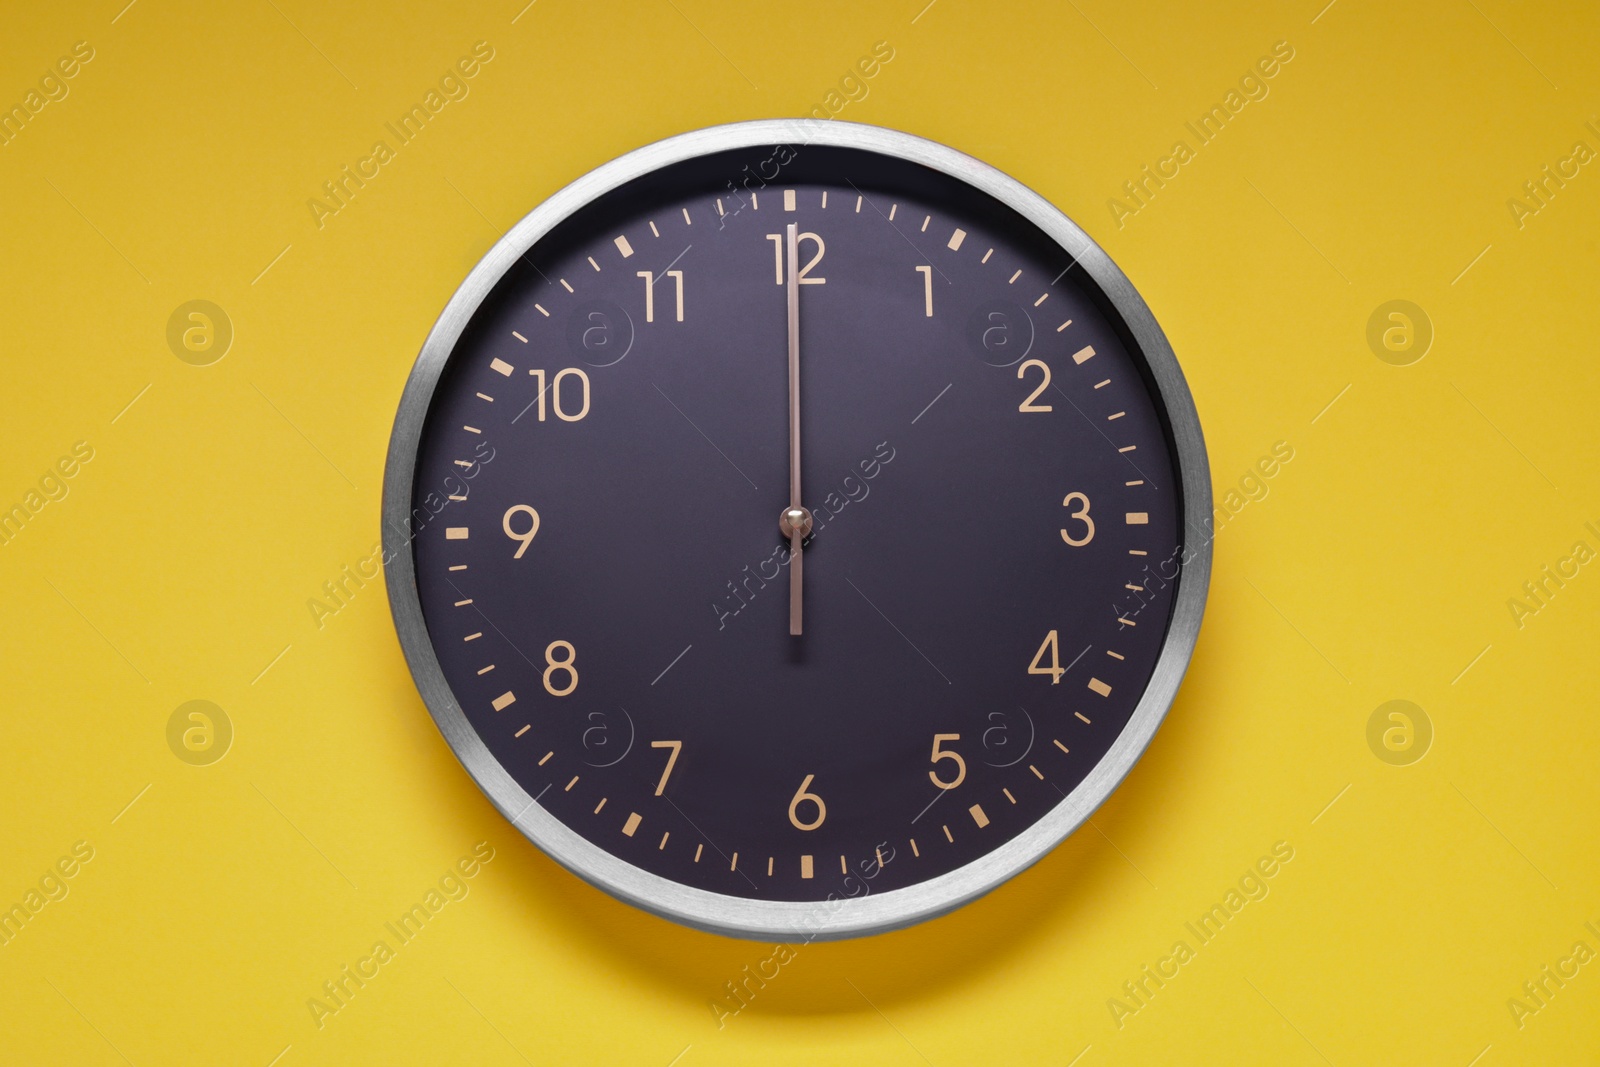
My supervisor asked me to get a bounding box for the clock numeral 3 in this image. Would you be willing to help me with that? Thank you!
[1060,492,1094,547]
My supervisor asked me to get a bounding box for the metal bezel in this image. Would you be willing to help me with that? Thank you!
[382,119,1211,941]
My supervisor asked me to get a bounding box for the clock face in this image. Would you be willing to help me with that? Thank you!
[384,122,1210,939]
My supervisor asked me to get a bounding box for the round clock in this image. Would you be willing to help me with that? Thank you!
[382,120,1210,940]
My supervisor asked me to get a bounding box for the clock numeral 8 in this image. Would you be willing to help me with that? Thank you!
[788,774,826,831]
[543,640,578,696]
[1060,492,1094,546]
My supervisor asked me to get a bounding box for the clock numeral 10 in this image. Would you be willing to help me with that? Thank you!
[788,774,826,831]
[528,367,591,421]
[636,269,684,322]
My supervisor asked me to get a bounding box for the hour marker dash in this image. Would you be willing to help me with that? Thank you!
[1072,345,1095,364]
[1117,617,1137,627]
[1088,677,1112,697]
[948,228,966,250]
[1030,764,1044,779]
[648,221,659,237]
[658,832,669,849]
[1107,650,1125,660]
[783,189,796,211]
[514,724,530,737]
[981,248,993,263]
[614,235,634,258]
[1125,584,1144,592]
[463,425,481,433]
[920,215,930,232]
[942,825,953,843]
[1008,269,1022,284]
[538,750,552,765]
[1125,479,1143,486]
[749,192,757,209]
[729,851,737,871]
[565,776,579,791]
[801,854,814,879]
[1054,739,1070,755]
[1118,445,1137,453]
[594,798,607,814]
[875,848,885,869]
[969,804,990,828]
[560,278,573,292]
[454,599,473,607]
[694,843,703,862]
[716,198,725,216]
[490,358,514,376]
[489,691,516,712]
[446,527,469,539]
[682,208,692,225]
[1129,550,1147,556]
[1033,293,1049,306]
[855,195,862,212]
[889,203,898,220]
[1125,512,1149,525]
[1057,320,1073,332]
[456,460,476,468]
[767,857,773,876]
[512,331,528,343]
[910,838,920,856]
[1094,379,1111,389]
[587,256,601,271]
[476,664,494,675]
[1003,788,1016,804]
[464,632,482,641]
[448,565,466,571]
[535,304,549,316]
[622,812,641,836]
[1107,411,1125,421]
[475,392,493,402]
[449,494,466,501]
[840,855,848,874]
[1075,711,1093,724]
[821,191,828,208]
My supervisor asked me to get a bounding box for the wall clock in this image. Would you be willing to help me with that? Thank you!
[382,120,1211,940]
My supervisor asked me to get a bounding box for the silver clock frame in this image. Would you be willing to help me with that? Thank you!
[382,119,1211,941]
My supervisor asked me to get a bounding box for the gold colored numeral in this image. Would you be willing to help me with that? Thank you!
[542,640,578,696]
[528,368,591,422]
[636,269,685,322]
[915,265,933,317]
[929,734,967,790]
[502,504,541,559]
[1028,629,1064,683]
[766,232,827,284]
[650,740,682,795]
[788,774,826,831]
[1017,359,1053,412]
[1060,492,1094,546]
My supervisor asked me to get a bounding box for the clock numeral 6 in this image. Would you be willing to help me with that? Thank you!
[1017,359,1053,412]
[502,504,540,558]
[928,734,967,790]
[1060,491,1094,546]
[528,368,591,422]
[1028,629,1065,683]
[788,774,826,831]
[542,640,578,696]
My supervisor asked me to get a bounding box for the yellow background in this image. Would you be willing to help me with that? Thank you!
[3,1,1598,1063]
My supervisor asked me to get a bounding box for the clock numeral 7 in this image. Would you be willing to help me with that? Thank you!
[636,269,684,322]
[650,740,682,796]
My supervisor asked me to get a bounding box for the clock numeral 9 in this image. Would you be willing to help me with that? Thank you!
[542,640,578,696]
[502,504,540,558]
[928,734,967,790]
[636,269,685,322]
[788,774,826,831]
[1017,359,1053,412]
[1028,629,1065,683]
[766,232,826,284]
[528,368,591,422]
[1060,492,1094,546]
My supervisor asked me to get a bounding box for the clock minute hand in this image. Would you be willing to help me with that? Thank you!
[780,222,813,636]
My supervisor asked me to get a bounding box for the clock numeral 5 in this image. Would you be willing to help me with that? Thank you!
[928,734,967,790]
[527,368,591,422]
[788,774,826,831]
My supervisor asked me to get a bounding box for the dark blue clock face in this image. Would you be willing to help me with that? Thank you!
[409,146,1184,902]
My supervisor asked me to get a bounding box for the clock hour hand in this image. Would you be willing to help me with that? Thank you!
[779,222,813,636]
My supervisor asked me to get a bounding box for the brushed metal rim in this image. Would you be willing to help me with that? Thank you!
[382,119,1211,941]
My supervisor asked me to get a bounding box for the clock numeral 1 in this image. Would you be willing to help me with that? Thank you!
[915,265,933,317]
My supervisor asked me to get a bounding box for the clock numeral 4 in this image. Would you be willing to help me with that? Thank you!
[501,504,541,558]
[1017,359,1053,412]
[1060,491,1094,546]
[928,734,967,789]
[636,269,685,322]
[1028,629,1066,683]
[542,640,578,696]
[788,774,826,831]
[528,368,591,422]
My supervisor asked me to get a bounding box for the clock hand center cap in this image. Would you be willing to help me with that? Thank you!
[779,506,814,540]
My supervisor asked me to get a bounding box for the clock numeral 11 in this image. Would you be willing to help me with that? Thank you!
[636,270,684,322]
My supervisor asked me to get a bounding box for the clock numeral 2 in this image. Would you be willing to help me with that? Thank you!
[1017,359,1053,412]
